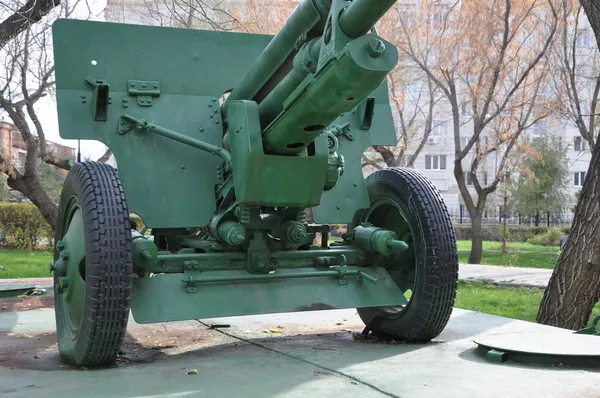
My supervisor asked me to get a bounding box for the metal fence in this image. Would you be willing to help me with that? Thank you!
[447,207,575,228]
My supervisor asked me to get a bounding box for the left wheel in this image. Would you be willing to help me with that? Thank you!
[52,161,133,367]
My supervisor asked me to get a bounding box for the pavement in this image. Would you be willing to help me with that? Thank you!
[0,306,598,398]
[0,264,597,398]
[458,263,552,288]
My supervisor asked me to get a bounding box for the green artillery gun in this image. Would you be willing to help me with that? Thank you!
[50,0,458,367]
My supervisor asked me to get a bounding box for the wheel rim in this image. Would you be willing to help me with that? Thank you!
[56,196,87,340]
[361,196,417,318]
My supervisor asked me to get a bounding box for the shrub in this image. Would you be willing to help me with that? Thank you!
[0,203,53,250]
[527,227,564,246]
[453,224,570,243]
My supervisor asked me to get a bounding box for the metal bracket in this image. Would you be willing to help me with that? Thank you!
[84,76,110,121]
[182,260,201,293]
[329,122,353,141]
[117,114,232,171]
[127,80,160,107]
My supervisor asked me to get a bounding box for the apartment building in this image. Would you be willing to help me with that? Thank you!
[0,121,76,173]
[103,0,595,221]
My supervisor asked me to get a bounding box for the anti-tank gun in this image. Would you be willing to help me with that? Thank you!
[50,0,458,367]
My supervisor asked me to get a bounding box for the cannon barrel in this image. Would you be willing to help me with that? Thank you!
[224,0,332,105]
[338,0,398,38]
[224,0,398,155]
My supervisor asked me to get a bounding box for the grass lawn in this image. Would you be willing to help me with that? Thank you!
[457,240,559,268]
[456,280,600,327]
[456,240,559,253]
[0,249,52,279]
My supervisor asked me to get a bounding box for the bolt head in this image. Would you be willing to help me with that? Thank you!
[60,276,69,289]
[367,39,386,58]
[60,249,70,260]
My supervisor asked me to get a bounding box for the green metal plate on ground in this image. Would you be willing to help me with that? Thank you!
[0,284,38,298]
[475,332,600,368]
[131,267,404,324]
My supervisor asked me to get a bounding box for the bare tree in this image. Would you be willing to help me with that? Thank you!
[0,1,76,227]
[537,0,600,329]
[0,0,60,48]
[551,0,599,150]
[396,0,559,264]
[105,0,247,31]
[356,10,443,170]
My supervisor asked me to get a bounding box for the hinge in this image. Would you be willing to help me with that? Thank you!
[127,80,161,107]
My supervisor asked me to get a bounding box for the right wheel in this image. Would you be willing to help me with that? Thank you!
[352,167,458,342]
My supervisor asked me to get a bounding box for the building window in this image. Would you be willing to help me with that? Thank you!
[574,171,586,187]
[465,172,473,186]
[432,120,448,136]
[577,28,591,47]
[461,101,470,117]
[533,121,547,138]
[425,155,447,170]
[460,136,469,150]
[574,136,586,151]
[483,172,488,186]
[576,65,592,82]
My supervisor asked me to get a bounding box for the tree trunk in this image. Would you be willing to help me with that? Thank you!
[502,193,508,254]
[469,213,483,264]
[537,145,600,329]
[7,175,58,229]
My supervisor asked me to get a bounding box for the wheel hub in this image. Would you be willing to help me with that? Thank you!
[358,196,416,317]
[53,201,87,335]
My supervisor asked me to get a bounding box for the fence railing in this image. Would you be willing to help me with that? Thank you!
[447,207,574,228]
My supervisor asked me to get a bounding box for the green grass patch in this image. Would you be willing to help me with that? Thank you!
[458,250,558,269]
[456,280,600,326]
[0,250,53,279]
[456,240,559,253]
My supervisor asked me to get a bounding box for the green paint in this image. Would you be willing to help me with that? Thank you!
[55,199,86,336]
[226,100,329,207]
[50,0,454,360]
[131,266,403,324]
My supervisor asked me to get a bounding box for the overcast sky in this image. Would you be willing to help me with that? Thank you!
[27,0,109,160]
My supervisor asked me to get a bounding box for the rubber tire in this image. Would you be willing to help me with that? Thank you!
[54,161,133,367]
[355,167,458,342]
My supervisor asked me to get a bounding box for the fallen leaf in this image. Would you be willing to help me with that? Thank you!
[269,329,283,334]
[1,306,7,311]
[276,325,284,329]
[336,322,343,325]
[187,369,198,375]
[423,382,428,386]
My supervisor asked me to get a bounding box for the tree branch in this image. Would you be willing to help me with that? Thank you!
[0,0,61,48]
